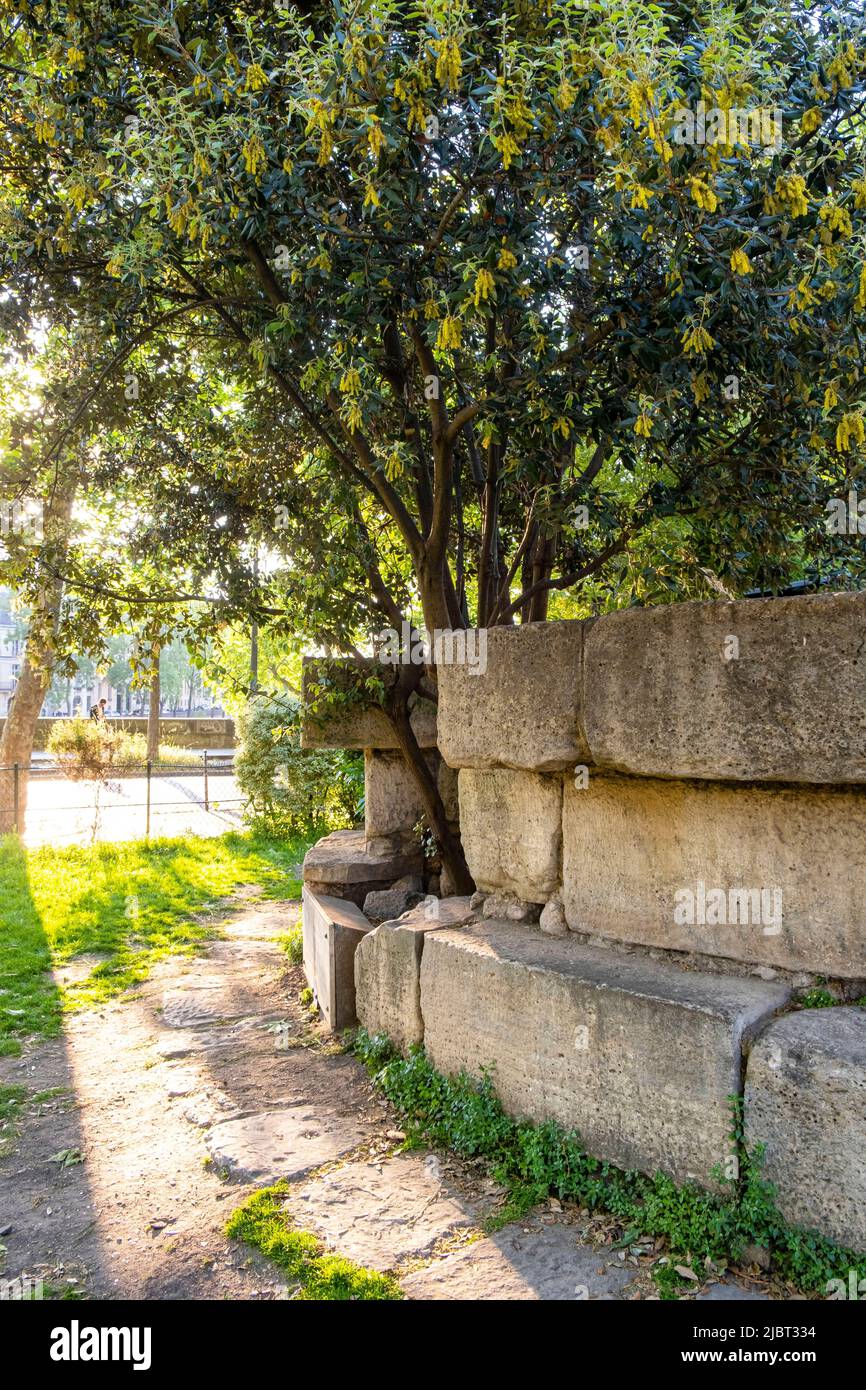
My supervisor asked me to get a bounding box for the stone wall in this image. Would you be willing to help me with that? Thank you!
[2,716,236,751]
[310,591,866,1253]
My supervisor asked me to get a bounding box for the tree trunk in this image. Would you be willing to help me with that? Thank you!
[384,659,474,896]
[147,657,161,762]
[0,479,76,833]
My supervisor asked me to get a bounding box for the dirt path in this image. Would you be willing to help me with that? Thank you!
[0,889,769,1301]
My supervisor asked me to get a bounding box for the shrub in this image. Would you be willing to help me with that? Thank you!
[234,694,363,836]
[47,720,193,772]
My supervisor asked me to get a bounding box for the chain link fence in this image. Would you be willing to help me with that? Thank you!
[0,753,243,845]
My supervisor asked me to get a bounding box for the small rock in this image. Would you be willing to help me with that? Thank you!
[539,892,568,937]
[752,966,777,981]
[741,1243,772,1271]
[363,885,424,922]
[482,893,541,924]
[469,891,486,911]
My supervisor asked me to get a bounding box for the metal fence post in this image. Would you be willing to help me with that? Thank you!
[13,763,19,834]
[146,760,152,839]
[203,749,209,813]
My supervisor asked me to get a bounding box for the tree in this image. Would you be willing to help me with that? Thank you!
[4,1,866,876]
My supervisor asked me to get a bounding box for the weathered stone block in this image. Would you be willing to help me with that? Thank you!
[458,768,562,903]
[364,748,458,844]
[301,658,437,750]
[562,775,866,978]
[745,1008,866,1253]
[363,876,424,923]
[437,620,591,772]
[303,828,423,908]
[420,923,790,1188]
[583,590,866,783]
[354,898,474,1051]
[301,888,372,1031]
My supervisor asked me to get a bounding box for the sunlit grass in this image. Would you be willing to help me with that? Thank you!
[0,830,311,1049]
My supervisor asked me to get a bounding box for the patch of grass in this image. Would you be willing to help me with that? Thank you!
[0,830,313,1044]
[31,1087,71,1104]
[280,921,304,966]
[352,1030,866,1300]
[0,1083,27,1156]
[226,1184,402,1300]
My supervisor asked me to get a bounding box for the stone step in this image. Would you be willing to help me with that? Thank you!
[419,923,790,1190]
[301,888,372,1032]
[302,828,423,908]
[745,1007,866,1254]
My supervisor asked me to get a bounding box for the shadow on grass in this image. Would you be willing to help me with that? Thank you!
[0,829,314,1040]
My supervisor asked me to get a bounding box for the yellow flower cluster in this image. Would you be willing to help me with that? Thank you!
[244,62,268,92]
[497,242,518,270]
[836,411,865,452]
[306,100,334,165]
[434,37,462,91]
[682,324,715,356]
[819,200,852,240]
[687,177,718,213]
[765,174,809,219]
[242,134,266,177]
[634,412,653,437]
[436,315,462,351]
[473,267,495,307]
[66,45,86,71]
[801,107,822,135]
[855,266,866,313]
[729,247,752,276]
[823,383,838,412]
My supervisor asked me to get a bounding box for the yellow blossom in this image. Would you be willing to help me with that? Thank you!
[242,134,267,177]
[730,247,753,276]
[687,176,718,213]
[836,411,865,452]
[497,242,518,270]
[682,324,715,356]
[436,315,462,351]
[434,37,462,90]
[634,412,653,437]
[473,267,495,308]
[244,62,268,92]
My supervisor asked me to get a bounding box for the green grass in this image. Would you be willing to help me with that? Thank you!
[226,1184,402,1300]
[0,830,313,1049]
[352,1031,866,1300]
[279,921,304,966]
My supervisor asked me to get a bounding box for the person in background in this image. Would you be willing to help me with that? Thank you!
[89,697,107,722]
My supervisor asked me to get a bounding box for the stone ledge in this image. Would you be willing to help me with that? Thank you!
[300,657,437,750]
[437,619,591,772]
[354,897,474,1051]
[744,1008,866,1253]
[458,768,562,903]
[302,828,423,909]
[420,923,790,1189]
[583,590,866,784]
[562,774,866,979]
[301,887,372,1031]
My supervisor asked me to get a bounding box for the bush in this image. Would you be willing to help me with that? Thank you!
[46,720,193,773]
[234,694,363,836]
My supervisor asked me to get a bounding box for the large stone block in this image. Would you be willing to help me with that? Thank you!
[364,749,458,845]
[301,658,437,750]
[437,620,591,772]
[745,1009,866,1253]
[583,590,866,783]
[562,775,866,978]
[302,888,372,1031]
[458,768,562,903]
[421,923,789,1188]
[354,898,474,1051]
[303,829,423,908]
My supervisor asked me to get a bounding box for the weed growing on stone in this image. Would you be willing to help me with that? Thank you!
[352,1031,866,1299]
[225,1183,402,1300]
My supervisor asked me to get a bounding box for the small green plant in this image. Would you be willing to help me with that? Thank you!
[281,923,304,966]
[299,986,314,1008]
[798,988,838,1009]
[226,1184,402,1300]
[351,1030,866,1298]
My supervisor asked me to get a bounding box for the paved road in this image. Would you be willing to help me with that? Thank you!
[20,771,243,847]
